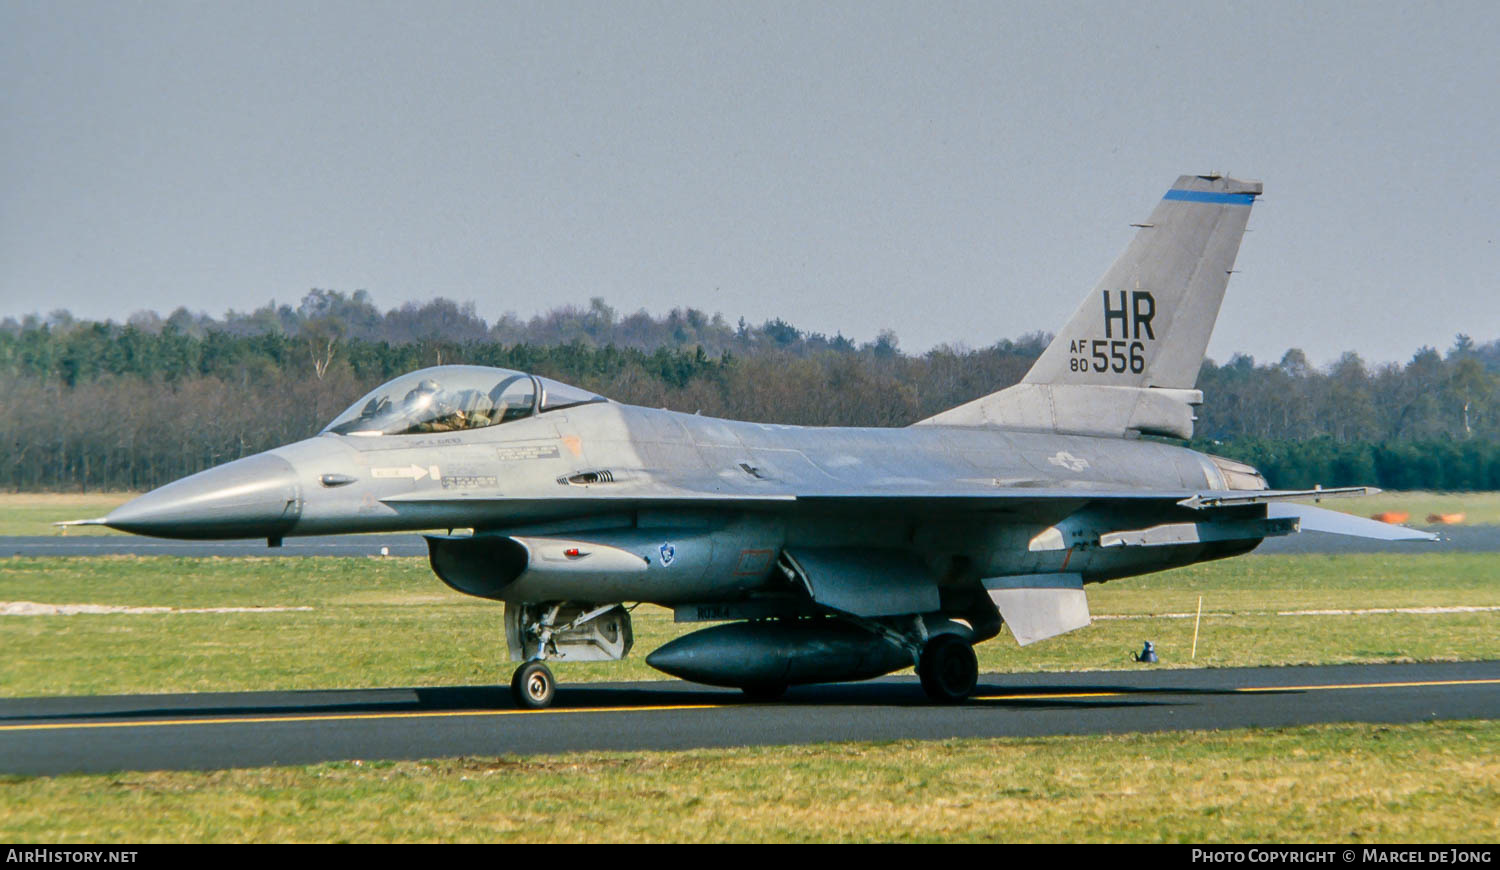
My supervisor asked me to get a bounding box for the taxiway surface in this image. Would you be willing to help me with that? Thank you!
[3,661,1496,775]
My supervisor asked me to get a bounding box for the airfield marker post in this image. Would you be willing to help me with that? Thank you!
[1192,595,1203,659]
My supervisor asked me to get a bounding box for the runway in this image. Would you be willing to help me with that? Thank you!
[5,526,1497,557]
[2,661,1496,776]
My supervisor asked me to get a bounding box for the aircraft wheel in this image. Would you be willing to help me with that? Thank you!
[918,634,978,703]
[511,661,557,709]
[741,683,788,702]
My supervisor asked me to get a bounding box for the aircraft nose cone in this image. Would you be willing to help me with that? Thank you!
[105,453,302,539]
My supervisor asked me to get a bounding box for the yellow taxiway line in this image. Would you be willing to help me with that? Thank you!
[2,677,1496,734]
[0,703,723,733]
[973,677,1500,702]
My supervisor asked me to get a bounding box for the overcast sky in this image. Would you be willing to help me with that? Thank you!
[4,0,1498,366]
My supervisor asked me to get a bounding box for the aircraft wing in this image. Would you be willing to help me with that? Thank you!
[382,484,1435,540]
[381,484,1368,508]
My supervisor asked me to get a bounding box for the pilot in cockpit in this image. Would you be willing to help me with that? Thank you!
[408,378,524,432]
[324,367,564,437]
[405,379,462,433]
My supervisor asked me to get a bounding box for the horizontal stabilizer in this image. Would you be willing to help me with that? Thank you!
[1266,503,1439,542]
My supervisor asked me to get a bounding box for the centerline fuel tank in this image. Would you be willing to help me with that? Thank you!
[645,619,919,689]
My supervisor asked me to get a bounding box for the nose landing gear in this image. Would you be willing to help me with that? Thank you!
[511,660,557,709]
[504,601,634,709]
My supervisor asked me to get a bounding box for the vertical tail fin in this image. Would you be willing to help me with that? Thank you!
[1024,174,1261,389]
[919,174,1260,437]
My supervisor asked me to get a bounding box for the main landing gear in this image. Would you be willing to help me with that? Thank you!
[917,634,978,703]
[511,660,556,709]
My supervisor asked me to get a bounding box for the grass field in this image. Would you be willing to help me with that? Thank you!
[1,552,1496,696]
[0,493,139,536]
[2,521,1496,843]
[2,721,1495,842]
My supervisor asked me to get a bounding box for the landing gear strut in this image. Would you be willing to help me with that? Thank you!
[917,634,978,703]
[511,660,556,709]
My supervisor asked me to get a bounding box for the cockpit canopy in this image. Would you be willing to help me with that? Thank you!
[323,365,607,437]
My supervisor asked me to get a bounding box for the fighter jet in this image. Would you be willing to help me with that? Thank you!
[77,174,1435,708]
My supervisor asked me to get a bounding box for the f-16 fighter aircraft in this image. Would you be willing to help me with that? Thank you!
[80,174,1435,708]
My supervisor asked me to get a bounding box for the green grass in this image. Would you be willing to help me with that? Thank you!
[0,553,1496,696]
[2,552,1495,843]
[0,493,136,536]
[3,721,1495,842]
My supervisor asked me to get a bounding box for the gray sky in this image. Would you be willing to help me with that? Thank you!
[4,0,1498,367]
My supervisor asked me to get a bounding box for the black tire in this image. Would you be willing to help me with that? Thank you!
[511,661,556,709]
[741,683,788,702]
[917,634,978,703]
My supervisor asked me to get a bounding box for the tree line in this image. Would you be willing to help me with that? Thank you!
[2,291,1497,492]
